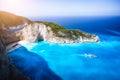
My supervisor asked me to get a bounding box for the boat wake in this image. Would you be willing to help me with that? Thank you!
[75,53,97,58]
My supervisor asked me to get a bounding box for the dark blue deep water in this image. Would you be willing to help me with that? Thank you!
[8,16,120,80]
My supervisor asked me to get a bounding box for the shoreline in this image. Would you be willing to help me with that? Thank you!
[7,42,22,52]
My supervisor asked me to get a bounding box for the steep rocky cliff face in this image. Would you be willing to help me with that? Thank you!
[0,38,29,80]
[0,11,30,45]
[0,23,28,45]
[21,22,99,43]
[0,11,99,45]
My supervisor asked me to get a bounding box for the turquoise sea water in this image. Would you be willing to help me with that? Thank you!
[8,17,120,80]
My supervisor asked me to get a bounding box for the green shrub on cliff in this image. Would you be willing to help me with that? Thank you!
[43,22,92,38]
[43,22,68,33]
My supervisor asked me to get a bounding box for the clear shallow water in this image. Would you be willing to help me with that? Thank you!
[8,17,120,80]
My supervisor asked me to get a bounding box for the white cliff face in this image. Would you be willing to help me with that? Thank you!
[21,22,99,44]
[0,22,99,44]
[21,23,40,42]
[0,23,28,45]
[21,23,53,42]
[0,22,99,45]
[0,11,99,45]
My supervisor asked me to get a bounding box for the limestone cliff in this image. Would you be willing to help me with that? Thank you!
[0,11,99,45]
[0,11,31,45]
[21,22,99,43]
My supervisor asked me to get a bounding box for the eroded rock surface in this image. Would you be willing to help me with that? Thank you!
[0,38,29,80]
[21,22,99,43]
[0,11,99,45]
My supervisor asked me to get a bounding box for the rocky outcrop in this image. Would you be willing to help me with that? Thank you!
[21,22,99,44]
[0,37,29,80]
[0,23,28,45]
[0,11,30,45]
[0,11,99,45]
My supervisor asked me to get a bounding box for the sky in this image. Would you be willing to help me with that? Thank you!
[0,0,120,17]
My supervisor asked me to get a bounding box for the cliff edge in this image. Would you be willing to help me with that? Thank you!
[0,11,99,45]
[21,22,99,43]
[0,38,29,80]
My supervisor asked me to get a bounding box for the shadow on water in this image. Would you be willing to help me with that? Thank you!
[8,46,62,80]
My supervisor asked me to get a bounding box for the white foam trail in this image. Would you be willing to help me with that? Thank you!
[75,53,97,58]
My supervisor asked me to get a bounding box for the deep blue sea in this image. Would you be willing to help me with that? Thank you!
[8,16,120,80]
